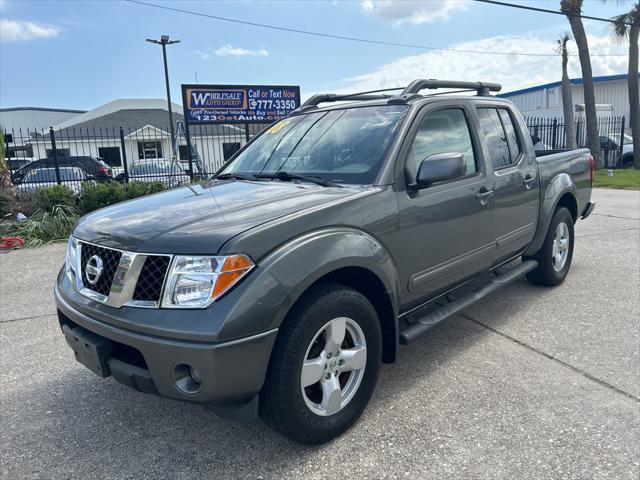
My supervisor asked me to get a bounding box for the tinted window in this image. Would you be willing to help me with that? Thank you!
[222,105,408,185]
[497,109,521,161]
[477,108,511,169]
[406,108,476,180]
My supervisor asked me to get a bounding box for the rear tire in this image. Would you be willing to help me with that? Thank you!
[526,207,574,286]
[260,283,382,444]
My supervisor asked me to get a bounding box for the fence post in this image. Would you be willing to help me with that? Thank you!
[49,127,62,185]
[551,118,558,149]
[119,127,129,184]
[244,123,250,143]
[185,125,195,181]
[618,116,625,169]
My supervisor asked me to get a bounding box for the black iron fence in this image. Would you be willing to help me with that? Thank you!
[525,115,627,168]
[2,122,268,194]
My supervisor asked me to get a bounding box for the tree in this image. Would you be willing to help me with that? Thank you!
[560,0,601,166]
[0,130,16,194]
[557,33,577,149]
[610,2,640,169]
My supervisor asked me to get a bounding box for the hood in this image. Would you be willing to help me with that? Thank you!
[73,180,359,254]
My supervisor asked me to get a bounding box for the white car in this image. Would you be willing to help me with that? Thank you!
[17,167,87,196]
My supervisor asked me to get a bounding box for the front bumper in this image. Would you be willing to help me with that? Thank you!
[55,283,279,420]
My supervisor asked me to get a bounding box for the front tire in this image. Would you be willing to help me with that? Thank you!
[526,206,574,286]
[260,283,382,444]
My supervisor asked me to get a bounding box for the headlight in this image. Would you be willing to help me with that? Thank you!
[65,236,78,281]
[161,254,254,308]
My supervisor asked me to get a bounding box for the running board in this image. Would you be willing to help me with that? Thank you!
[399,260,538,345]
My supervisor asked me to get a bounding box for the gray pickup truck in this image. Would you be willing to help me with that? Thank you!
[55,79,595,443]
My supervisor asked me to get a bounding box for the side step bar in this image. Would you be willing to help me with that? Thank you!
[399,260,538,345]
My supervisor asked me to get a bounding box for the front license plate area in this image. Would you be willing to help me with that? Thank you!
[62,324,113,378]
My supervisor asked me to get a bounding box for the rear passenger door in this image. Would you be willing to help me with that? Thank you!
[475,106,539,264]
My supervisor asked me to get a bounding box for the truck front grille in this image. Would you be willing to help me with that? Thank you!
[79,243,122,296]
[132,255,171,302]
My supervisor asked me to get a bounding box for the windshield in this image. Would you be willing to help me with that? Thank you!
[130,163,183,175]
[220,105,408,184]
[26,168,81,182]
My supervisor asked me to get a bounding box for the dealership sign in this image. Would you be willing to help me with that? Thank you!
[181,84,301,124]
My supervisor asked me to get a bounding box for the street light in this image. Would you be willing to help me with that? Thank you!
[146,35,180,159]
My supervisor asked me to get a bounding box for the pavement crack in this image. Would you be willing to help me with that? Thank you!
[591,213,640,221]
[0,313,57,324]
[460,312,640,404]
[575,226,639,238]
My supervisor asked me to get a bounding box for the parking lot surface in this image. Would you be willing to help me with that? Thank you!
[1,188,639,479]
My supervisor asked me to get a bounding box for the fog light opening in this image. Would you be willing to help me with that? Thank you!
[172,363,202,394]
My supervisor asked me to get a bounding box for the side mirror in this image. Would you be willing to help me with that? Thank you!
[411,152,465,189]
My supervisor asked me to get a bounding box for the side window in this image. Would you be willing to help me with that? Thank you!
[477,108,511,169]
[497,109,521,161]
[406,108,477,181]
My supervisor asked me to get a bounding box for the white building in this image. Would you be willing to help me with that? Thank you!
[0,106,85,133]
[500,73,636,129]
[22,99,251,172]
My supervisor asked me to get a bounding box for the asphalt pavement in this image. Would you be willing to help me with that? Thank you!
[1,188,639,479]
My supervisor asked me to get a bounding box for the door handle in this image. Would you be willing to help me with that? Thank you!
[475,189,494,206]
[523,175,536,189]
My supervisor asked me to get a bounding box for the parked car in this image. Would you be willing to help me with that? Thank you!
[599,134,634,167]
[11,156,112,184]
[119,161,190,188]
[55,79,595,444]
[17,167,87,196]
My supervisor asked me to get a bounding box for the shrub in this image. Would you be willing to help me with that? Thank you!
[36,185,76,212]
[126,181,165,199]
[79,181,127,214]
[13,191,41,217]
[0,204,78,247]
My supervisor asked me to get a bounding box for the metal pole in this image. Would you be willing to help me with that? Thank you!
[161,42,176,160]
[619,116,625,169]
[119,127,129,184]
[49,127,61,185]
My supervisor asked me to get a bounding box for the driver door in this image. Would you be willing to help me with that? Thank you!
[395,104,496,307]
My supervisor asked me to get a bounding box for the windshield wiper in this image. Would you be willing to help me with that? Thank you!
[215,172,259,181]
[257,171,342,188]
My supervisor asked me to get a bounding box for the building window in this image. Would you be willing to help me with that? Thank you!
[222,142,241,161]
[138,141,163,160]
[98,146,122,167]
[46,148,71,158]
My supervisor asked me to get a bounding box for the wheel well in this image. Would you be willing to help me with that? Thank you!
[312,267,397,363]
[556,193,578,222]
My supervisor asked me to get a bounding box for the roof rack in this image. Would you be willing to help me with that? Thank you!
[292,79,502,113]
[293,87,404,113]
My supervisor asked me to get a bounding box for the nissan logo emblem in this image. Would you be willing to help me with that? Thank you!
[85,255,104,285]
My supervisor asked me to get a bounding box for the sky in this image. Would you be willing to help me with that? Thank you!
[0,0,632,111]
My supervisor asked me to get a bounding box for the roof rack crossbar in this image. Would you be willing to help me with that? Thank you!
[401,79,502,96]
[298,87,405,110]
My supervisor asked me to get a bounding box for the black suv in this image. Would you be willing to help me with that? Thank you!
[12,156,112,184]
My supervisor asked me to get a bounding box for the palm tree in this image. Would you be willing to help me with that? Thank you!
[0,131,15,194]
[609,2,640,169]
[557,33,577,149]
[560,0,601,166]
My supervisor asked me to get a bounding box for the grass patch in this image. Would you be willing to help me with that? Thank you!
[594,169,640,190]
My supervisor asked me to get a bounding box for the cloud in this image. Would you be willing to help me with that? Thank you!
[361,0,470,26]
[331,32,627,95]
[213,44,269,57]
[0,19,61,42]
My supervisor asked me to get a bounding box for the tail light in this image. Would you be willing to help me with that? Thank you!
[589,155,595,188]
[99,166,109,175]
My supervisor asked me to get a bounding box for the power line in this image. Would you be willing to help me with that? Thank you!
[474,0,639,27]
[124,0,627,58]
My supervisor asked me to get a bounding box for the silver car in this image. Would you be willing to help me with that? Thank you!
[17,167,87,196]
[127,161,190,189]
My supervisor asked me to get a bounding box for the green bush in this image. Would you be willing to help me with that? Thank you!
[79,181,127,214]
[0,204,78,247]
[126,181,165,199]
[36,185,76,212]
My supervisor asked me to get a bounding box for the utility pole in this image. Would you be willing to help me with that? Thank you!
[146,35,180,159]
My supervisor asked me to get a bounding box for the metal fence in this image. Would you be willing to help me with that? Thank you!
[2,122,268,195]
[525,115,627,168]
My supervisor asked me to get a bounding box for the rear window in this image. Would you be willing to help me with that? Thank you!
[477,108,521,169]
